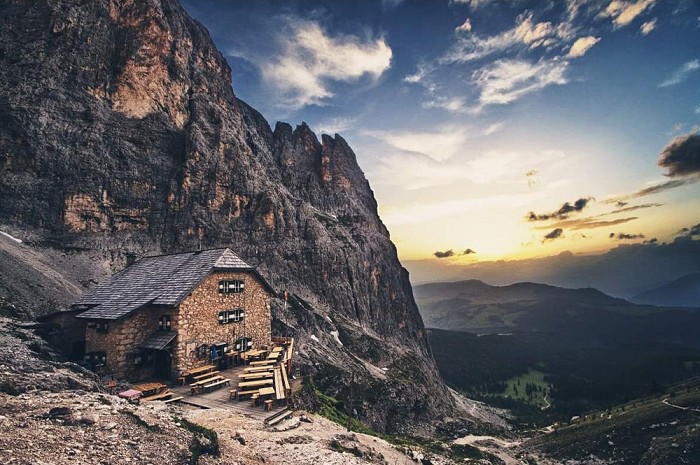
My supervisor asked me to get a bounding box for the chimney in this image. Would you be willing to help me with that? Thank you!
[125,252,137,268]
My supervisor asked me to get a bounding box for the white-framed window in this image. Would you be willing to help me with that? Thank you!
[219,279,244,294]
[159,315,172,331]
[218,308,245,324]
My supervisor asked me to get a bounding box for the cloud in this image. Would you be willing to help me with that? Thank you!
[434,249,456,258]
[658,59,699,88]
[657,132,700,177]
[567,36,601,57]
[314,117,358,136]
[456,18,472,33]
[609,232,646,240]
[451,0,498,8]
[527,197,593,221]
[609,202,662,214]
[542,228,564,242]
[365,126,469,162]
[643,237,658,244]
[253,18,391,109]
[472,58,569,109]
[606,178,699,203]
[677,222,700,238]
[640,18,657,35]
[443,12,560,63]
[599,0,656,28]
[537,216,639,230]
[526,170,539,188]
[483,122,504,135]
[463,248,477,255]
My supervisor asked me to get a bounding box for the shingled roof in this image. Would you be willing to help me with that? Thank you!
[74,248,275,320]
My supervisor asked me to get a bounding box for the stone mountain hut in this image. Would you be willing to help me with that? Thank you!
[72,248,276,381]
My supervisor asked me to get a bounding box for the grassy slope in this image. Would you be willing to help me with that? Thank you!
[527,378,700,464]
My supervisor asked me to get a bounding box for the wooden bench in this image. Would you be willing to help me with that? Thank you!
[236,389,260,400]
[190,375,224,394]
[202,378,231,393]
[249,360,276,367]
[163,396,184,404]
[244,366,274,373]
[238,372,273,380]
[142,390,172,402]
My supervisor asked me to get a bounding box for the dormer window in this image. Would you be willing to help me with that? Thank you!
[159,315,172,331]
[219,279,244,294]
[218,308,244,324]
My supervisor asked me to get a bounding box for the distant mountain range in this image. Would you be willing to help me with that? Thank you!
[414,279,700,347]
[405,238,700,298]
[631,272,700,308]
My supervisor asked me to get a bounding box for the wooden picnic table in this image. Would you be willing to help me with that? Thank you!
[258,387,275,396]
[133,383,166,396]
[191,375,223,387]
[238,372,273,380]
[238,379,273,388]
[184,365,216,377]
[244,367,274,374]
[193,370,220,381]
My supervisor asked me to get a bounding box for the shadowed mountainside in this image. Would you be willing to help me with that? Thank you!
[632,272,700,308]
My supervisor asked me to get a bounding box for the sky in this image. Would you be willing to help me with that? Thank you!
[183,0,700,264]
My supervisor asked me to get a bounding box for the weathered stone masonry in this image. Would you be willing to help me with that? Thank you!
[175,271,272,373]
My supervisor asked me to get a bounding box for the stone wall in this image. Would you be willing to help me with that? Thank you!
[85,306,176,381]
[174,271,272,374]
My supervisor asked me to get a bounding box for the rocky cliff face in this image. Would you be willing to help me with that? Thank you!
[0,0,452,434]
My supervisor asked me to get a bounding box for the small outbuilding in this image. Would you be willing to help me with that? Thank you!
[72,248,276,381]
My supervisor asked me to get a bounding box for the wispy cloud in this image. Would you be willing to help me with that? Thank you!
[567,36,601,57]
[538,216,639,230]
[639,18,657,34]
[314,116,358,136]
[444,12,561,63]
[599,0,656,28]
[606,178,698,203]
[658,59,699,88]
[365,126,469,162]
[243,17,391,109]
[483,122,505,135]
[472,58,569,110]
[609,202,662,214]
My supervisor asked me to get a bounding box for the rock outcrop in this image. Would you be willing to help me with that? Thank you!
[0,0,452,433]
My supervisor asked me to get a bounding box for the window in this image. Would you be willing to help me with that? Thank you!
[95,322,109,334]
[84,351,107,365]
[159,315,172,331]
[218,309,245,324]
[235,337,253,352]
[219,279,244,294]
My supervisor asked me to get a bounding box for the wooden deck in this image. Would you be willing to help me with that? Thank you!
[169,363,287,420]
